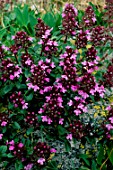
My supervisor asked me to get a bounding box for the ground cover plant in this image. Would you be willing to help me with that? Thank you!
[0,1,113,169]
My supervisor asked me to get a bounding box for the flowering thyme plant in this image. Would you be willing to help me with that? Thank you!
[0,1,113,170]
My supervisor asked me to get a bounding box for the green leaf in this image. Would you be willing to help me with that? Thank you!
[26,93,33,101]
[80,167,90,170]
[14,122,21,129]
[29,14,37,27]
[0,145,7,154]
[15,82,26,89]
[43,12,55,28]
[10,13,16,20]
[0,29,6,39]
[23,5,29,26]
[65,141,71,152]
[57,125,67,135]
[107,148,113,166]
[26,127,34,135]
[15,161,23,170]
[91,160,97,170]
[97,145,104,165]
[3,84,14,94]
[79,154,90,166]
[7,153,14,158]
[14,7,23,26]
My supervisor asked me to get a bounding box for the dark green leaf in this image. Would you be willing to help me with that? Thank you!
[91,160,97,170]
[26,127,34,135]
[14,122,21,129]
[0,145,7,154]
[97,145,104,165]
[65,141,71,152]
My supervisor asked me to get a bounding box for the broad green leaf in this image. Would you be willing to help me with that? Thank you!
[23,5,29,26]
[14,7,23,26]
[43,12,55,28]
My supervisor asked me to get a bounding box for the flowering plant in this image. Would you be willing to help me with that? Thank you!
[0,1,113,170]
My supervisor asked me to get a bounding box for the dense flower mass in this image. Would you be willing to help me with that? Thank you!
[10,31,33,54]
[10,91,28,109]
[75,30,91,49]
[0,2,113,169]
[25,111,38,126]
[26,59,55,93]
[0,58,22,81]
[38,85,64,125]
[91,26,106,47]
[83,6,96,27]
[61,3,78,36]
[7,141,26,160]
[35,18,50,38]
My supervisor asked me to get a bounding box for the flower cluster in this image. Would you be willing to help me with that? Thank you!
[61,3,78,36]
[10,91,28,109]
[81,46,99,73]
[35,18,50,38]
[67,120,85,140]
[7,140,26,160]
[67,95,87,116]
[83,6,96,27]
[21,53,33,67]
[10,31,33,54]
[26,59,55,93]
[35,19,58,57]
[104,107,113,138]
[33,142,56,165]
[25,112,38,126]
[75,30,91,49]
[38,85,64,125]
[79,74,105,98]
[38,38,58,57]
[56,46,78,92]
[0,58,22,81]
[91,26,106,47]
[103,64,113,87]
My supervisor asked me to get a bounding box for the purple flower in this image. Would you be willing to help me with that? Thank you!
[50,148,57,153]
[0,134,3,140]
[66,134,72,140]
[37,158,45,165]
